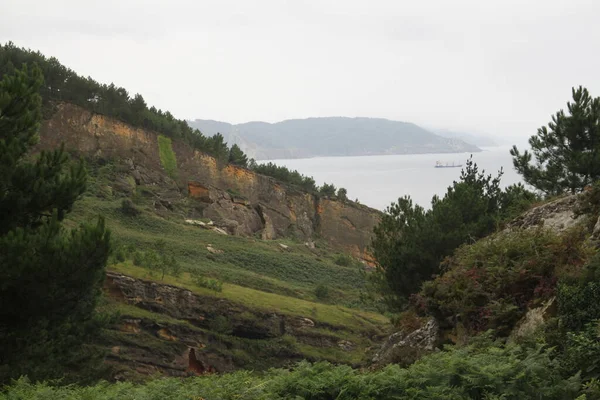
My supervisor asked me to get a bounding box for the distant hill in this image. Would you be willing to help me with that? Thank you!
[433,128,498,147]
[188,117,481,160]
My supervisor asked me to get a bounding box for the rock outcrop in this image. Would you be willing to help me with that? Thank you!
[104,272,381,379]
[505,194,583,233]
[509,297,557,342]
[37,103,381,260]
[372,318,439,367]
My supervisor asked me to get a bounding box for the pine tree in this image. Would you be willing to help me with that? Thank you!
[206,132,230,165]
[319,183,337,197]
[228,143,248,167]
[511,86,600,195]
[369,156,534,310]
[0,64,111,382]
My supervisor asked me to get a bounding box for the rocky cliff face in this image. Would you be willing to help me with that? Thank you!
[37,103,381,260]
[103,272,382,380]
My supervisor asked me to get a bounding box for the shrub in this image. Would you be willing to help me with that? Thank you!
[558,253,600,331]
[334,254,352,267]
[157,135,177,178]
[120,198,141,216]
[191,270,223,292]
[0,335,583,399]
[560,322,600,382]
[209,315,232,335]
[420,227,590,334]
[315,284,330,300]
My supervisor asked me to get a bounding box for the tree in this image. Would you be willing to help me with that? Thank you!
[0,64,111,382]
[228,143,248,167]
[320,182,337,197]
[511,86,600,195]
[206,132,229,166]
[337,187,348,201]
[370,156,533,310]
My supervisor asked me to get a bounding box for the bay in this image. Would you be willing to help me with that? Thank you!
[268,146,525,211]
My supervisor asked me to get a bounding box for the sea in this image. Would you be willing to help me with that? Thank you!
[267,146,526,211]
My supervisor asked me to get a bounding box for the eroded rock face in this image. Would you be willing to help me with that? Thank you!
[509,297,557,342]
[37,103,381,260]
[372,318,439,367]
[505,194,583,233]
[103,272,377,379]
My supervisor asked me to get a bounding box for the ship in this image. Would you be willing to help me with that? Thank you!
[435,161,462,168]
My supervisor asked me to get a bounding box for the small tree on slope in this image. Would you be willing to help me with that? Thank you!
[511,86,600,195]
[0,64,111,382]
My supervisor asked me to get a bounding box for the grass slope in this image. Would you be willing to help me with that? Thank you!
[65,163,389,370]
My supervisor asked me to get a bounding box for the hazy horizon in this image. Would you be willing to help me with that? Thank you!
[2,0,599,144]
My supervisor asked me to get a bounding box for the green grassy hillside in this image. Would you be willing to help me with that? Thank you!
[65,163,389,379]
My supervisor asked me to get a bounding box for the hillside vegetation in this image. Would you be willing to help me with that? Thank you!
[4,41,600,400]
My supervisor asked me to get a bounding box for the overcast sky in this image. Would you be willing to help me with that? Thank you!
[2,0,599,142]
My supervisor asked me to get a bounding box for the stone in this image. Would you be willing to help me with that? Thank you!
[505,194,583,233]
[337,340,354,351]
[157,327,178,341]
[593,215,600,240]
[279,243,289,250]
[212,227,228,235]
[185,219,206,227]
[372,318,439,367]
[294,317,315,329]
[304,241,316,249]
[207,245,224,254]
[509,297,556,342]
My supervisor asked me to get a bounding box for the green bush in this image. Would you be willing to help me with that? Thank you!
[119,198,140,216]
[315,284,330,300]
[130,241,181,279]
[209,315,232,335]
[1,335,583,399]
[157,135,177,178]
[419,227,590,334]
[558,322,600,384]
[557,251,600,332]
[334,254,353,267]
[191,270,223,292]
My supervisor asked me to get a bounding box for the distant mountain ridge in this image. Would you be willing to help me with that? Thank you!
[188,117,481,160]
[432,128,498,147]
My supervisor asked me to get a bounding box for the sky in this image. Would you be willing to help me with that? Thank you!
[1,0,599,143]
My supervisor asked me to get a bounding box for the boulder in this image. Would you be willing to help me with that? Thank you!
[509,297,556,342]
[372,318,439,367]
[206,245,224,254]
[505,194,583,233]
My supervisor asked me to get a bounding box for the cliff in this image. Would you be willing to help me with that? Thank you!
[37,103,381,260]
[103,271,386,379]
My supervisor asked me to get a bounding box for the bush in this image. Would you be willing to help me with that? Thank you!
[558,253,600,332]
[131,241,181,279]
[209,315,232,335]
[420,227,590,334]
[560,322,600,382]
[120,198,140,216]
[2,335,582,399]
[315,284,330,300]
[191,270,223,292]
[334,254,353,267]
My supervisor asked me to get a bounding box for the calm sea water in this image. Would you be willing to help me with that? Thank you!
[268,146,525,211]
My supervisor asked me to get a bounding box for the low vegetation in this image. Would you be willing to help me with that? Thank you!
[1,336,586,399]
[4,41,600,399]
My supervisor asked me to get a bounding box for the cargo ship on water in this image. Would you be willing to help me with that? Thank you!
[435,161,462,168]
